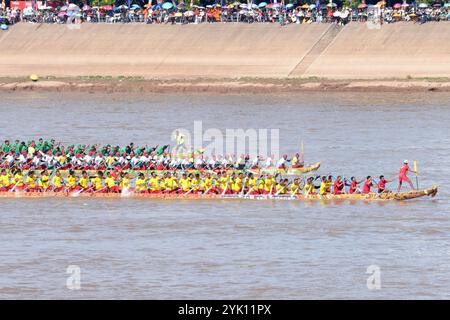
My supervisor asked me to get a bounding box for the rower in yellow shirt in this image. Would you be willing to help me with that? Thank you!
[163,173,178,193]
[38,170,51,191]
[52,171,64,192]
[0,169,11,191]
[149,172,161,193]
[200,173,214,194]
[134,173,147,193]
[232,173,244,194]
[319,176,329,196]
[190,173,201,193]
[246,173,259,195]
[289,178,303,195]
[105,171,120,193]
[179,173,191,193]
[258,177,265,194]
[275,178,289,195]
[264,174,277,195]
[12,170,24,191]
[304,177,318,196]
[66,170,78,191]
[26,171,38,192]
[217,173,229,194]
[90,171,105,192]
[78,171,89,191]
[119,172,131,191]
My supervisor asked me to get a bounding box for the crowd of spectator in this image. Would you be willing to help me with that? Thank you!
[1,1,449,28]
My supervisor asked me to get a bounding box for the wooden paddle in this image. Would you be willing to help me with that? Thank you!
[275,183,290,196]
[9,180,20,192]
[414,160,419,189]
[221,176,231,196]
[240,177,248,197]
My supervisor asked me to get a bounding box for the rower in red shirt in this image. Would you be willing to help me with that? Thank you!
[397,160,416,192]
[348,176,363,194]
[362,176,374,194]
[333,176,345,195]
[377,175,393,193]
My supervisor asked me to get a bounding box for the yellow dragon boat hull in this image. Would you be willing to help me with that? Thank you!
[0,186,437,201]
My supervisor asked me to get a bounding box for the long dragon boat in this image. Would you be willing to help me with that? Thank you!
[0,186,438,201]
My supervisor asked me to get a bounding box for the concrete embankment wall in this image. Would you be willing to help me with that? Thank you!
[0,22,449,79]
[304,22,450,79]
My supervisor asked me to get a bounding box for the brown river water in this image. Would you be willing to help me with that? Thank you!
[0,91,449,299]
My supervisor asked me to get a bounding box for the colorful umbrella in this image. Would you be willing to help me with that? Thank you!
[162,2,174,10]
[301,4,309,9]
[58,11,67,17]
[68,3,79,11]
[358,3,368,9]
[82,5,91,11]
[258,2,267,8]
[418,3,428,8]
[393,3,401,9]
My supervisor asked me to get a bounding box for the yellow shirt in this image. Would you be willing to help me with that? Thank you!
[164,177,177,191]
[57,155,67,165]
[67,175,77,187]
[179,178,191,192]
[39,175,50,188]
[52,175,62,188]
[27,146,35,157]
[245,177,257,192]
[290,183,302,194]
[0,174,10,187]
[135,178,147,191]
[105,176,116,188]
[14,173,24,186]
[232,177,243,192]
[291,156,298,166]
[276,184,287,194]
[79,176,88,189]
[191,178,200,191]
[218,176,228,190]
[304,183,315,195]
[319,182,328,195]
[26,175,37,188]
[91,177,103,190]
[264,178,276,192]
[106,156,115,165]
[201,177,213,190]
[120,177,130,189]
[258,179,265,191]
[149,177,160,191]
